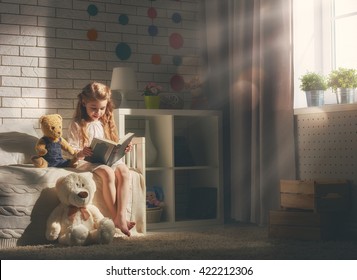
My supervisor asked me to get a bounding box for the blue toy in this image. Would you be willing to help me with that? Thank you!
[146,186,164,208]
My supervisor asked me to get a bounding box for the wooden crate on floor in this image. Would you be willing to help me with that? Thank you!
[280,179,350,212]
[269,209,348,240]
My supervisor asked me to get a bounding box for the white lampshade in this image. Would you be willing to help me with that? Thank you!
[110,67,137,108]
[110,67,136,90]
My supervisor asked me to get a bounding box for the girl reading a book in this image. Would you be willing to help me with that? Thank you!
[67,82,135,237]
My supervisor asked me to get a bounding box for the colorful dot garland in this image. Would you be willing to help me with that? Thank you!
[169,33,184,49]
[85,4,133,60]
[116,43,131,61]
[84,2,195,92]
[172,12,182,24]
[151,54,161,65]
[147,7,157,19]
[119,14,129,25]
[147,5,158,37]
[173,55,182,66]
[169,9,184,92]
[170,74,185,92]
[87,4,98,16]
[86,5,98,41]
[148,25,158,37]
[148,2,161,66]
[87,28,98,41]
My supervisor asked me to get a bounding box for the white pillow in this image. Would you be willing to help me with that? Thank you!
[0,124,39,166]
[0,123,39,137]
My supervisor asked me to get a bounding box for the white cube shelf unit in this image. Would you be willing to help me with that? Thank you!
[115,109,223,230]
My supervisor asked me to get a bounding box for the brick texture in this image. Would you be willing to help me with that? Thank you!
[0,0,203,130]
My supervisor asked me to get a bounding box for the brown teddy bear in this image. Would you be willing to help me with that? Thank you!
[31,114,78,168]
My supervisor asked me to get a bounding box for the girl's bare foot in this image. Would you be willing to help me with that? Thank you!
[113,215,136,237]
[127,221,136,230]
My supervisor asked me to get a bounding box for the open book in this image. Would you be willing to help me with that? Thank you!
[85,132,135,166]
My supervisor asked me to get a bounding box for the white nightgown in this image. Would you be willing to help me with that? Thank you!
[67,120,124,171]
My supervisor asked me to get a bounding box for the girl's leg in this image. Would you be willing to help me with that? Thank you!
[114,164,136,236]
[93,165,116,219]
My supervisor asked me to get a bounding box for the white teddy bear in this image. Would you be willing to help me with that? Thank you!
[46,173,116,246]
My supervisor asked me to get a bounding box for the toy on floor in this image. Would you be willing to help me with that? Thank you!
[45,173,116,246]
[31,114,78,168]
[146,186,165,208]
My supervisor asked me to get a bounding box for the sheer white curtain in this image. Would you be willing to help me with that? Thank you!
[203,0,296,225]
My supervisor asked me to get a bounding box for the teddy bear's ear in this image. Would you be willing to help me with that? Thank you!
[39,115,46,125]
[55,114,62,121]
[55,176,66,189]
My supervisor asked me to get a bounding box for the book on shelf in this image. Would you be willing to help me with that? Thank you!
[85,132,135,166]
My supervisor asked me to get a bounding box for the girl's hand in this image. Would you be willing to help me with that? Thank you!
[125,141,133,153]
[76,146,93,159]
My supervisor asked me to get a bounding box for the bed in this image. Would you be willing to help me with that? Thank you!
[0,124,146,249]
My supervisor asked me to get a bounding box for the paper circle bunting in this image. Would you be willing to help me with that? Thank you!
[147,7,157,19]
[169,33,184,49]
[151,54,161,65]
[119,14,129,25]
[87,4,98,16]
[170,74,185,92]
[172,12,182,23]
[148,25,158,36]
[116,43,131,60]
[87,29,98,41]
[173,55,182,66]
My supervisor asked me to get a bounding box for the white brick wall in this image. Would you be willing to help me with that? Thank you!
[0,0,202,130]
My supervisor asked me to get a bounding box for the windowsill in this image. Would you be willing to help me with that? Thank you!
[294,103,357,115]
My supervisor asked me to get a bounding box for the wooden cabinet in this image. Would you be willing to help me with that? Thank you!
[115,109,223,229]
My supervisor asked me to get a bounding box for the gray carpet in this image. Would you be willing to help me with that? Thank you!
[1,223,357,260]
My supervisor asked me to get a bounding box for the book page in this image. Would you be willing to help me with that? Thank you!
[85,133,135,165]
[88,139,114,164]
[118,132,135,146]
[107,133,135,165]
[107,145,126,166]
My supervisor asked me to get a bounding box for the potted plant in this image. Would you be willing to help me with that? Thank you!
[300,72,327,107]
[327,68,357,104]
[142,82,162,109]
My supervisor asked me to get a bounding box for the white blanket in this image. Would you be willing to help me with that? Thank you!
[0,164,145,248]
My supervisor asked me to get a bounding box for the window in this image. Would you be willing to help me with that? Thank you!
[293,0,357,108]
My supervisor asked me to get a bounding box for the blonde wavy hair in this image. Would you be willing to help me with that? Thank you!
[74,82,119,147]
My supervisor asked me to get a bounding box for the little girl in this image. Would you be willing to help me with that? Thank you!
[67,82,135,237]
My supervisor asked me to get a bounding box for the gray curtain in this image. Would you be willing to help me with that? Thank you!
[202,0,296,225]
